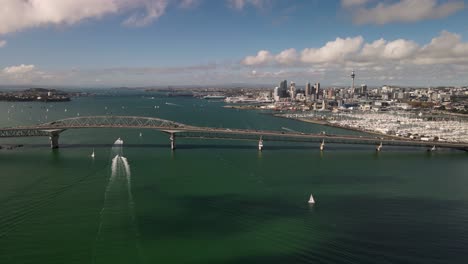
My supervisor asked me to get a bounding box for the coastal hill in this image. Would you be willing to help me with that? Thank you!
[0,88,89,102]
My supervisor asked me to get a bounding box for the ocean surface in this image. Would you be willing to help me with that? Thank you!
[1,90,468,263]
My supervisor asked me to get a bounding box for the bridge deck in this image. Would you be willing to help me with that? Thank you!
[1,116,467,151]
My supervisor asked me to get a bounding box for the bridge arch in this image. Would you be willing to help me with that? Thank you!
[39,116,189,130]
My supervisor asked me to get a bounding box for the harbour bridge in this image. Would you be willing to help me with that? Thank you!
[1,115,467,151]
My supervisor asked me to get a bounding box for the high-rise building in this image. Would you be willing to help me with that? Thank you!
[273,86,280,102]
[305,82,311,96]
[351,70,355,93]
[361,84,367,95]
[314,82,321,95]
[279,80,288,98]
[290,81,296,100]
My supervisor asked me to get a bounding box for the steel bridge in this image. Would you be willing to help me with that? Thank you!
[1,115,468,151]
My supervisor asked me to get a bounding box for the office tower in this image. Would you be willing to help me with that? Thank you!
[290,81,296,100]
[279,80,288,98]
[361,84,367,95]
[305,82,311,96]
[314,82,320,95]
[273,86,280,101]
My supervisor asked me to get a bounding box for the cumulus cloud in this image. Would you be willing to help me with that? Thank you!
[122,0,168,27]
[2,64,36,75]
[242,31,468,68]
[414,31,468,65]
[301,36,364,64]
[341,0,371,7]
[346,0,464,25]
[360,38,419,60]
[275,48,298,65]
[0,0,170,35]
[0,64,54,82]
[179,0,200,9]
[0,40,6,48]
[242,50,273,65]
[227,0,271,10]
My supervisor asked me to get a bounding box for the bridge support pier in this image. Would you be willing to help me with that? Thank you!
[170,133,175,150]
[49,132,60,149]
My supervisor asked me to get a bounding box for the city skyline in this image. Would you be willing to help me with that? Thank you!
[1,0,468,87]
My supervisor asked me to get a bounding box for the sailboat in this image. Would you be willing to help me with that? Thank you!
[91,148,95,158]
[376,142,383,152]
[308,194,315,204]
[139,132,142,137]
[320,140,325,151]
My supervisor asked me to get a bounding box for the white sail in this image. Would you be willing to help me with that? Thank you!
[91,149,95,158]
[308,194,315,204]
[376,142,382,151]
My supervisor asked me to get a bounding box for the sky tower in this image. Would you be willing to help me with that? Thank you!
[351,70,355,93]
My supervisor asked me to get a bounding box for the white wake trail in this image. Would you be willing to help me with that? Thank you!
[93,139,142,263]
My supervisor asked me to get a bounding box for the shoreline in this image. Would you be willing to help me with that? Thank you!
[273,114,401,139]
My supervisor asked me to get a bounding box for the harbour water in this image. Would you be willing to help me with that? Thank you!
[1,91,468,263]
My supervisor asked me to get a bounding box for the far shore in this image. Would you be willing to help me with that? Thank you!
[274,114,401,139]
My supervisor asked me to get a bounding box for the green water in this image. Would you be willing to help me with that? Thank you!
[1,92,468,263]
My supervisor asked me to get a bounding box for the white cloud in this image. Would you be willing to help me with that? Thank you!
[275,48,298,65]
[0,40,6,48]
[1,64,58,82]
[0,0,169,35]
[414,31,468,65]
[300,36,364,64]
[122,0,168,27]
[179,0,200,9]
[227,0,270,10]
[242,50,273,65]
[243,31,468,68]
[350,0,464,25]
[3,64,36,74]
[360,38,419,60]
[341,0,371,7]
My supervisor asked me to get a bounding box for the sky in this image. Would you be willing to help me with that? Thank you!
[0,0,468,87]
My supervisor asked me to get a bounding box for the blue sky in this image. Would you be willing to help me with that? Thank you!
[1,0,468,87]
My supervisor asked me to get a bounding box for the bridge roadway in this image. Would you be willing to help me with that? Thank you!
[0,115,467,151]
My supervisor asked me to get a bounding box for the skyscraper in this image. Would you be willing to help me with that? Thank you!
[314,82,320,95]
[351,70,355,93]
[305,82,311,96]
[273,86,280,102]
[279,80,288,98]
[361,84,367,95]
[290,81,296,100]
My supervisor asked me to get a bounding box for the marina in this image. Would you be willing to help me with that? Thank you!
[282,111,468,144]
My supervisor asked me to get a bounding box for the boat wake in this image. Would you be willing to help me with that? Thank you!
[165,102,182,107]
[281,127,298,133]
[93,139,141,263]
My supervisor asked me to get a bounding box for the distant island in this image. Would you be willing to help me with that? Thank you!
[0,88,90,102]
